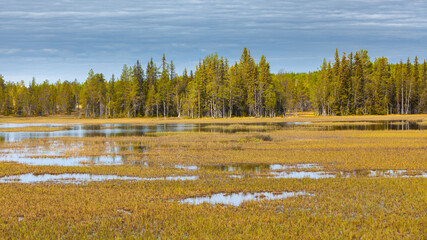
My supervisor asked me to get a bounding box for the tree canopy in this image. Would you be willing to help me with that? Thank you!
[0,49,425,118]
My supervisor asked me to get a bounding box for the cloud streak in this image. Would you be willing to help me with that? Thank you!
[0,0,426,82]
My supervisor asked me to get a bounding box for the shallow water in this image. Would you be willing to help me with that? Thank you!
[0,173,142,184]
[269,171,335,179]
[0,120,423,143]
[178,191,313,206]
[0,121,424,169]
[269,163,321,170]
[0,173,198,184]
[200,164,271,173]
[175,165,198,170]
[0,141,143,166]
[198,163,322,173]
[0,154,123,166]
[141,175,198,181]
[313,120,425,131]
[340,169,427,178]
[0,123,72,129]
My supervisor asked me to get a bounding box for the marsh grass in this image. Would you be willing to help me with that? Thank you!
[202,124,278,132]
[306,121,382,126]
[0,126,72,132]
[0,115,426,238]
[0,177,425,239]
[0,113,426,124]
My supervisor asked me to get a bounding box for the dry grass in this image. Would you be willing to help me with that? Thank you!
[0,177,425,239]
[0,126,72,132]
[0,113,426,124]
[306,121,382,126]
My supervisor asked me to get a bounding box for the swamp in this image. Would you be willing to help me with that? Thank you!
[0,115,426,239]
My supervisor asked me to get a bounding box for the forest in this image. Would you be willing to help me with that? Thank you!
[0,48,426,118]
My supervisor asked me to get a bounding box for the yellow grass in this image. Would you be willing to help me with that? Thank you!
[0,115,426,238]
[0,126,72,132]
[0,113,426,124]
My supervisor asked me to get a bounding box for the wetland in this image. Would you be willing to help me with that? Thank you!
[0,115,426,239]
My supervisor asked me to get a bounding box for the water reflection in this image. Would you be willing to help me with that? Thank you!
[0,123,72,129]
[201,164,271,173]
[269,163,321,170]
[199,163,321,173]
[0,121,423,142]
[0,173,198,184]
[178,191,313,206]
[0,141,147,166]
[0,173,142,184]
[269,171,335,179]
[175,165,198,170]
[141,175,198,181]
[339,170,427,178]
[0,154,123,166]
[315,120,424,131]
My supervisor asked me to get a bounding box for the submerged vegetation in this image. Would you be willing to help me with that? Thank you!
[0,48,426,118]
[0,115,426,238]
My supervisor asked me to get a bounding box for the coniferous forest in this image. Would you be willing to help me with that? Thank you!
[0,48,426,118]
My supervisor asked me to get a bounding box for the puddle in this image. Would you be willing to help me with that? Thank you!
[178,191,313,206]
[0,173,142,184]
[340,170,427,178]
[311,120,425,131]
[0,141,146,166]
[175,165,198,170]
[200,164,271,173]
[199,163,322,173]
[269,163,321,170]
[1,155,124,166]
[141,176,198,181]
[269,171,335,179]
[0,123,73,129]
[0,173,198,184]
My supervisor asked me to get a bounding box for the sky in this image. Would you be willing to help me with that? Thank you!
[0,0,426,83]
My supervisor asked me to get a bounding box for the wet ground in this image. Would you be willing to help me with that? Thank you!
[0,121,425,190]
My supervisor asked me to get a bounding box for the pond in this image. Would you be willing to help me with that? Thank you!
[0,173,142,184]
[0,173,198,184]
[178,191,313,206]
[1,120,423,142]
[311,120,425,131]
[179,163,322,172]
[0,122,311,142]
[0,141,146,166]
[0,121,424,169]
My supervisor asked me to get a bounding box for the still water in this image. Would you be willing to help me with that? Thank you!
[0,173,198,184]
[178,191,313,206]
[0,120,423,142]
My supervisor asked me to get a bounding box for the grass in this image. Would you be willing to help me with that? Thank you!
[0,126,72,132]
[0,114,426,238]
[0,113,426,124]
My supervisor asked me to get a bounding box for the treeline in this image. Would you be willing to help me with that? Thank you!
[310,50,427,115]
[0,48,426,118]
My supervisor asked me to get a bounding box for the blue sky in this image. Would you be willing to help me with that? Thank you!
[0,0,426,83]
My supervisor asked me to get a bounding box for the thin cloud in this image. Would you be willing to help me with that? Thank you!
[0,0,426,82]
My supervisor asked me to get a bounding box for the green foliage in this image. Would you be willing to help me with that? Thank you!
[0,48,425,117]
